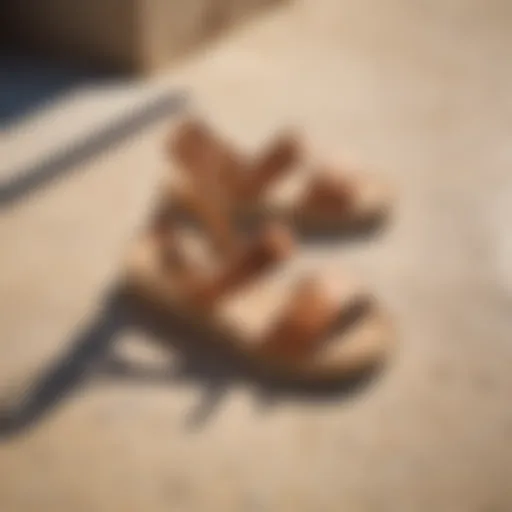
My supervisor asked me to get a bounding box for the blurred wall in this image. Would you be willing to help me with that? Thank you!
[2,0,284,73]
[2,0,138,71]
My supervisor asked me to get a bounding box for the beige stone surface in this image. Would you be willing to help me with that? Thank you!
[1,0,512,510]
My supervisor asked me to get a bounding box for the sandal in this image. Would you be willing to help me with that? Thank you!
[123,183,394,382]
[165,118,393,232]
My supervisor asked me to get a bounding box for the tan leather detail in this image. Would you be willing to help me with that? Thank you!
[260,278,340,359]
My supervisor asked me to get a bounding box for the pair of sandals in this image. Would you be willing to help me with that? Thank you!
[124,118,395,383]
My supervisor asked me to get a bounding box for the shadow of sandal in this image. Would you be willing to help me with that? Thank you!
[0,288,131,439]
[0,286,385,439]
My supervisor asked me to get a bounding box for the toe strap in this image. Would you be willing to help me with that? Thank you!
[240,133,302,200]
[298,172,355,215]
[260,277,342,359]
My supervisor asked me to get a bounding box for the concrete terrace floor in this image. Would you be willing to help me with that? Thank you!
[1,0,512,510]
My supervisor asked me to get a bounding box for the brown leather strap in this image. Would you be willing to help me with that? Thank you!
[298,172,354,215]
[240,133,301,200]
[149,201,192,273]
[170,120,302,203]
[172,186,239,258]
[260,278,341,359]
[188,222,294,308]
[169,119,244,196]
